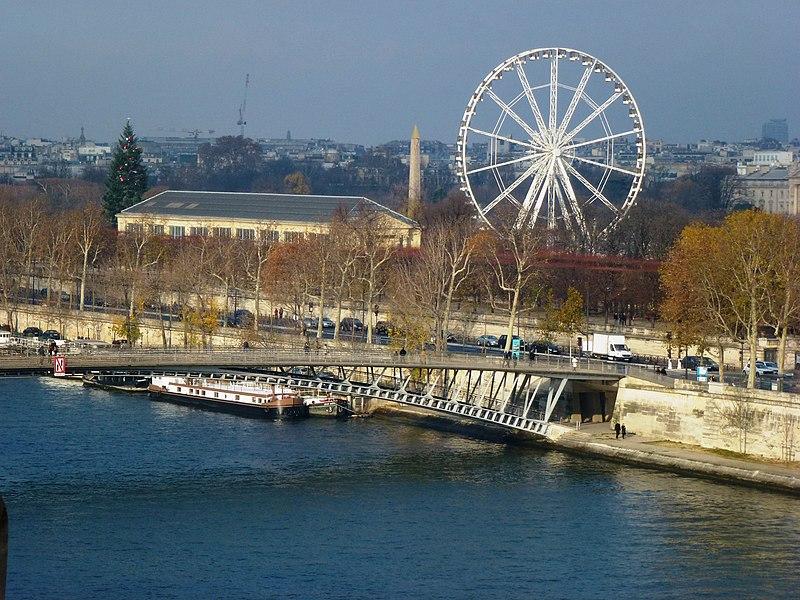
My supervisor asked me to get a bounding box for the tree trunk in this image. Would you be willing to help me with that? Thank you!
[79,248,89,311]
[253,261,262,333]
[160,305,167,349]
[442,272,456,354]
[778,326,788,376]
[747,333,758,389]
[221,282,229,328]
[365,278,374,345]
[504,286,521,353]
[316,282,325,339]
[334,299,343,340]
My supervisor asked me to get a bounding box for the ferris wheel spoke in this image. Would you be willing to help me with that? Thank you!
[548,55,558,133]
[556,62,594,138]
[555,161,589,237]
[515,159,549,226]
[553,177,574,232]
[565,152,641,177]
[466,152,544,175]
[531,161,552,223]
[562,160,620,214]
[560,92,623,145]
[564,129,639,151]
[483,160,540,214]
[514,61,548,138]
[485,88,541,143]
[466,126,541,151]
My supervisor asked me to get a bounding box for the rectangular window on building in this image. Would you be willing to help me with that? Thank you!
[151,224,164,236]
[236,228,255,241]
[261,229,279,242]
[190,227,208,237]
[212,227,231,238]
[284,231,304,243]
[170,226,185,238]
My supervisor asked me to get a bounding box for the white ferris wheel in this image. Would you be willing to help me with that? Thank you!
[456,48,646,240]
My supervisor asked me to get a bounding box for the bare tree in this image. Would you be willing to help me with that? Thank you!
[393,217,482,351]
[352,208,397,344]
[330,217,359,341]
[242,226,277,333]
[716,389,760,455]
[0,199,22,327]
[72,202,108,311]
[483,223,544,353]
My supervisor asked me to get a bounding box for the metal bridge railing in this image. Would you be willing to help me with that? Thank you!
[0,345,674,381]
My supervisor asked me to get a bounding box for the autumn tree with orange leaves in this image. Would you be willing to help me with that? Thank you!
[661,210,783,387]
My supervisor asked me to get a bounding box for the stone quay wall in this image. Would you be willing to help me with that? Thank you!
[614,377,800,462]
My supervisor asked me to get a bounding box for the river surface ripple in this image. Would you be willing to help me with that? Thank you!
[1,377,799,599]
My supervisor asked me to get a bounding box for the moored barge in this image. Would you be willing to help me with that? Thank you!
[303,395,350,418]
[148,375,307,419]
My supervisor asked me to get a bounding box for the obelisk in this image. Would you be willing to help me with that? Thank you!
[407,125,422,219]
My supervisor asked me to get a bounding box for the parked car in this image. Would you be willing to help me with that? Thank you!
[340,317,364,332]
[681,355,719,372]
[529,340,562,355]
[497,335,526,352]
[227,309,254,327]
[22,326,42,337]
[39,329,61,341]
[111,339,130,350]
[375,320,392,336]
[303,316,335,330]
[743,361,778,376]
[475,334,499,347]
[289,366,313,377]
[317,369,342,382]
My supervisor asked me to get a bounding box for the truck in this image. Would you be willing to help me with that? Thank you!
[586,333,632,361]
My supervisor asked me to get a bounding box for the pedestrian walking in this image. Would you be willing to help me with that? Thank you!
[614,422,621,439]
[621,424,627,439]
[399,346,407,359]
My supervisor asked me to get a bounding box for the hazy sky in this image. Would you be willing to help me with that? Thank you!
[2,0,798,145]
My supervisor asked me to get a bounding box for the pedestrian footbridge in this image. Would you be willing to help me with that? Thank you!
[29,348,675,438]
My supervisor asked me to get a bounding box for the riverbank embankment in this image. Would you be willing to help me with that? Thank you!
[372,401,800,495]
[546,422,800,495]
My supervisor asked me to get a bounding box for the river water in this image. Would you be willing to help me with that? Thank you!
[1,377,799,599]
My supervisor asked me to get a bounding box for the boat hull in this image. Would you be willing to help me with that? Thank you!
[307,402,348,418]
[148,386,308,420]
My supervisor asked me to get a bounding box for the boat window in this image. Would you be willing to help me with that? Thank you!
[177,387,181,392]
[214,392,218,398]
[235,395,240,401]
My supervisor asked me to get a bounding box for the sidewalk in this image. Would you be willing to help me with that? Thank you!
[549,422,800,494]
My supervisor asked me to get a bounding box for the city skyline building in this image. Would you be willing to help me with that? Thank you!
[762,118,789,144]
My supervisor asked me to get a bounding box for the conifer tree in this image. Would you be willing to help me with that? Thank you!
[103,121,148,224]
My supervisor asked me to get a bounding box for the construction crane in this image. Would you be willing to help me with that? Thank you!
[237,74,249,136]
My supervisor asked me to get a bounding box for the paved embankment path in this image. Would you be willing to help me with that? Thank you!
[548,422,800,495]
